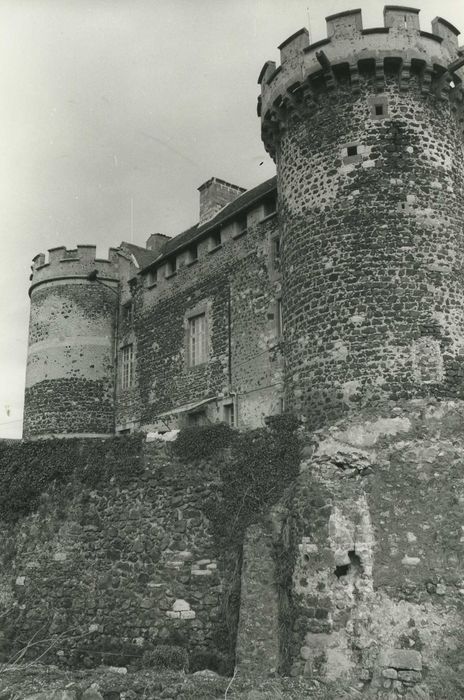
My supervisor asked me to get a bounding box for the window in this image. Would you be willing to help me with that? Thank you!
[146,269,157,287]
[347,145,358,157]
[209,231,222,251]
[122,301,133,324]
[224,402,235,427]
[121,344,134,389]
[186,243,198,264]
[369,95,388,120]
[234,214,247,238]
[188,410,206,427]
[187,313,207,366]
[262,196,277,219]
[165,257,177,277]
[271,236,281,272]
[276,298,283,338]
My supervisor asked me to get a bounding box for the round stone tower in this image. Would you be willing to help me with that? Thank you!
[258,9,464,693]
[259,6,464,427]
[23,246,120,438]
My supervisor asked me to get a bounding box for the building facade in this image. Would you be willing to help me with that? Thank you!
[24,177,283,438]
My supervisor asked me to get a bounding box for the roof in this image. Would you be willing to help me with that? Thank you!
[121,242,162,269]
[140,175,277,273]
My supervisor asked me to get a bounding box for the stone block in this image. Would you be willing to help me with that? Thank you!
[82,690,104,700]
[398,670,422,682]
[172,598,190,612]
[180,609,196,619]
[382,668,398,679]
[379,649,422,671]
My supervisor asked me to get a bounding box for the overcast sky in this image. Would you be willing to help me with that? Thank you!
[1,0,462,438]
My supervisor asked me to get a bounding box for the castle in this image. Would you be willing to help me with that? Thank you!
[23,7,464,442]
[10,5,464,696]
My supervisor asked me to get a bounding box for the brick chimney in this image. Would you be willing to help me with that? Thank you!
[146,233,170,256]
[198,177,246,225]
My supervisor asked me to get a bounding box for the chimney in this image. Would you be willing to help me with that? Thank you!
[198,177,246,225]
[146,233,170,256]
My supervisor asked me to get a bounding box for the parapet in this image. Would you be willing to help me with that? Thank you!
[29,245,121,295]
[258,6,464,157]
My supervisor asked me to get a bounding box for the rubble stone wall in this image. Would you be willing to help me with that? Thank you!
[0,440,239,673]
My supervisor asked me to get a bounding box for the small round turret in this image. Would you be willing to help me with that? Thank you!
[24,245,120,438]
[259,6,464,427]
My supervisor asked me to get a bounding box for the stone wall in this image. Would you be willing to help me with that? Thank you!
[0,439,240,673]
[277,74,464,428]
[271,398,464,697]
[24,282,118,438]
[117,199,283,432]
[24,247,121,438]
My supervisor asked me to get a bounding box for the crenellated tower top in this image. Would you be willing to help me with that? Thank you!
[258,6,464,158]
[29,245,121,296]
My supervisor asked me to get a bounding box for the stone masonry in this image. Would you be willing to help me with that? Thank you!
[11,5,464,699]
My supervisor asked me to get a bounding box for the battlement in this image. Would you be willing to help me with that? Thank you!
[30,245,121,295]
[259,6,464,158]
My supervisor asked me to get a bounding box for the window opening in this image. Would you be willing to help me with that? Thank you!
[121,344,134,389]
[187,243,198,263]
[276,298,283,337]
[188,313,207,366]
[188,410,206,427]
[347,145,358,157]
[210,231,222,250]
[271,236,281,271]
[146,269,157,287]
[236,214,247,235]
[122,301,133,324]
[224,402,235,427]
[165,256,177,277]
[375,104,384,116]
[263,196,277,218]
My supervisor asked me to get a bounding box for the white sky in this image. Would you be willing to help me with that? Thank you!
[0,0,462,438]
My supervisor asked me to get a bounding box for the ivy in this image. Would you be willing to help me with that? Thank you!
[171,422,236,461]
[0,435,143,522]
[208,414,300,543]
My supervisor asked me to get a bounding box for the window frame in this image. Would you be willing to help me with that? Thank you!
[232,214,248,239]
[186,242,198,265]
[261,195,277,221]
[121,300,133,324]
[223,401,236,427]
[120,343,134,390]
[186,311,208,367]
[208,230,222,253]
[271,235,281,273]
[145,268,157,288]
[275,297,283,338]
[165,256,177,278]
